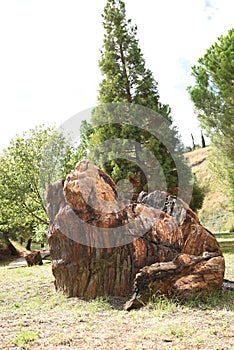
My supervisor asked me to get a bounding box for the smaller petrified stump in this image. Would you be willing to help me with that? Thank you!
[25,251,43,267]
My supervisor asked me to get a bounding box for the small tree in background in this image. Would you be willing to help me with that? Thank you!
[0,125,75,251]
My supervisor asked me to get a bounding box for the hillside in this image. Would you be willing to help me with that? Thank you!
[185,146,234,233]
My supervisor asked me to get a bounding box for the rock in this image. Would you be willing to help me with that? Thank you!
[46,161,225,305]
[223,279,234,291]
[25,251,43,267]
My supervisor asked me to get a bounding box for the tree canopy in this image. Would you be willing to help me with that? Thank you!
[0,125,74,246]
[188,28,234,207]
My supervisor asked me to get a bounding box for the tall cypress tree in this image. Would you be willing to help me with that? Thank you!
[97,0,171,118]
[85,0,193,202]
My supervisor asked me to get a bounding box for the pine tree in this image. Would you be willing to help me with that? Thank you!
[97,0,171,118]
[188,29,234,208]
[86,0,193,202]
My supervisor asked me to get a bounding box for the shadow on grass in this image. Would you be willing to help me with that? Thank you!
[215,233,234,254]
[180,290,234,311]
[96,287,234,312]
[146,289,234,314]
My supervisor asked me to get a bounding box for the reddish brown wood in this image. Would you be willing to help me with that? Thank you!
[46,161,224,306]
[25,251,43,267]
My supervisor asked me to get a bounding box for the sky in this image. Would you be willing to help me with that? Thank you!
[0,0,233,151]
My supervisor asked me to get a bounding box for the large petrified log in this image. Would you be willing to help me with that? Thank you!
[46,160,225,306]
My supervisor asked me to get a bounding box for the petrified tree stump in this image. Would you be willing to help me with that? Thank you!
[25,251,43,267]
[46,160,225,306]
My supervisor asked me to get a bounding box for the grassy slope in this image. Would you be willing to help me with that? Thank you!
[185,146,234,232]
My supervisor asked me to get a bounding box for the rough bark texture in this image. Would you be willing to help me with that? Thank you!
[124,253,225,310]
[46,160,225,306]
[25,251,43,267]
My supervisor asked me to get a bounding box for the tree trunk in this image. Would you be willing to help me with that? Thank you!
[201,131,206,148]
[2,232,18,256]
[26,238,32,251]
[191,133,195,150]
[119,42,132,103]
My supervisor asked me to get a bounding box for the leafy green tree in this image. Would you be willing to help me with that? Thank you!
[0,125,75,251]
[188,29,234,207]
[84,0,197,203]
[189,176,205,212]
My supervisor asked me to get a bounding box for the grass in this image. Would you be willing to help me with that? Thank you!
[0,240,50,267]
[216,233,234,252]
[0,234,233,349]
[216,233,234,280]
[10,329,39,349]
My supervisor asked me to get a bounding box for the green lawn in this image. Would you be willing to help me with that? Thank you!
[216,233,234,281]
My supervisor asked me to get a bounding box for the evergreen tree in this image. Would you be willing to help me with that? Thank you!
[188,29,234,208]
[97,0,171,118]
[191,133,195,150]
[85,0,195,204]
